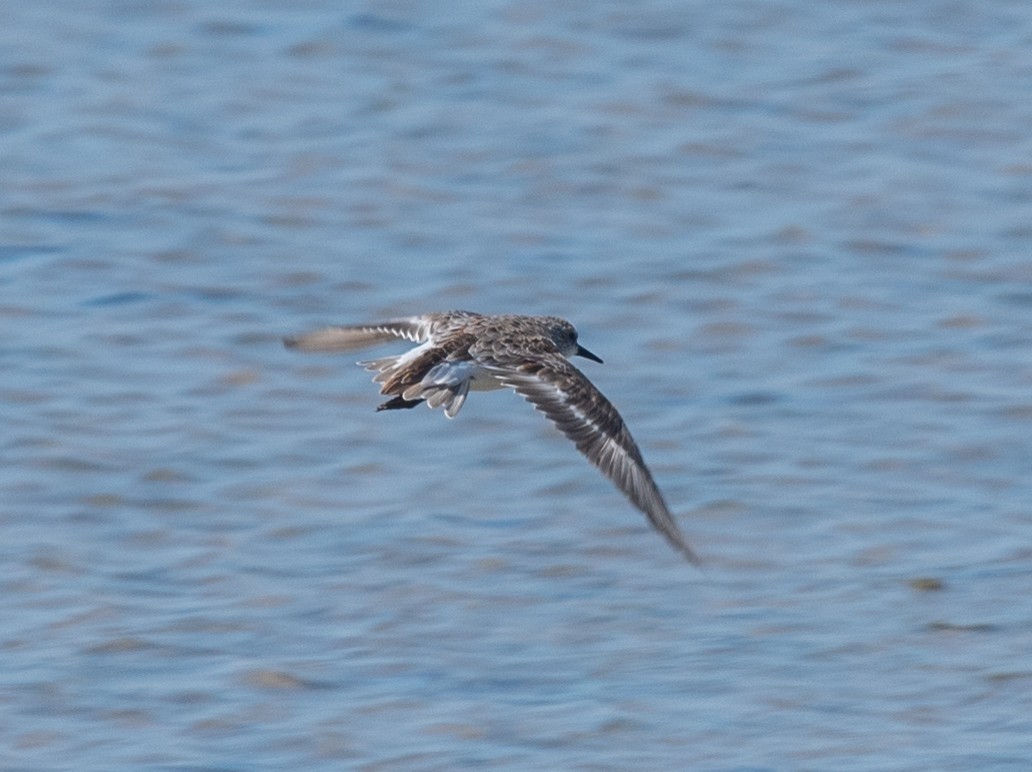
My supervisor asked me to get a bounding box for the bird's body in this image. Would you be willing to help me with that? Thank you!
[285,311,698,563]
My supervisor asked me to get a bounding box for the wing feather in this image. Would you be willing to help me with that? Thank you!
[284,317,432,353]
[490,356,698,563]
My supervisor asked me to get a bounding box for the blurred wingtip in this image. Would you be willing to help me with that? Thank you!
[681,544,704,568]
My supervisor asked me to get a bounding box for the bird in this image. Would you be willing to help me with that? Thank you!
[284,310,698,563]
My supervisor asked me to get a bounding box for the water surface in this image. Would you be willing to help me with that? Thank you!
[3,1,1032,768]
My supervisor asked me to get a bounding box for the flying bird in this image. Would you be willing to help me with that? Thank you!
[285,311,698,562]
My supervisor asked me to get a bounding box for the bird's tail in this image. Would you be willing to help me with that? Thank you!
[361,356,472,419]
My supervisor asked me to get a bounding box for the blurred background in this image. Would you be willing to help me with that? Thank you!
[3,1,1031,768]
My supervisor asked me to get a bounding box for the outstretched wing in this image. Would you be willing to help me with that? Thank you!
[284,317,432,352]
[487,355,698,563]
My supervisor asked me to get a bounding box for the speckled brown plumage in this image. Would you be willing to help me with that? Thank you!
[285,311,698,563]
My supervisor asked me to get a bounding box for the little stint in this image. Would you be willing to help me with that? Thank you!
[285,311,698,563]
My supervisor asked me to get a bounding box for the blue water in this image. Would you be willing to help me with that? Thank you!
[3,1,1032,768]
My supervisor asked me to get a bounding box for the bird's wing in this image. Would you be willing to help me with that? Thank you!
[284,316,436,353]
[485,354,698,563]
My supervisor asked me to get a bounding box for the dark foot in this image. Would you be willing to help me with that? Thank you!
[376,396,424,411]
